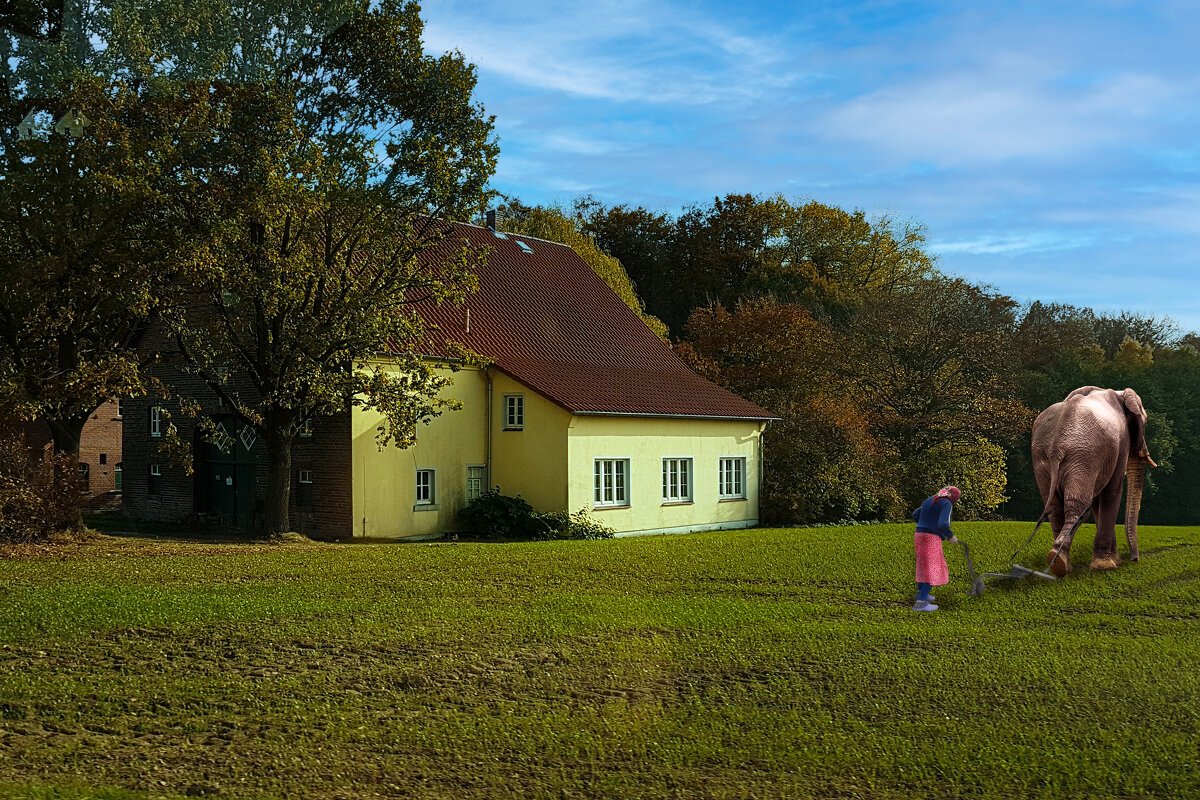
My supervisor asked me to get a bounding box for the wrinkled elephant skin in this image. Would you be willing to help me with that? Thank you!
[1031,386,1153,576]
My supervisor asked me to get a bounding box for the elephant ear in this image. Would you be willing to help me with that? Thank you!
[1121,388,1149,458]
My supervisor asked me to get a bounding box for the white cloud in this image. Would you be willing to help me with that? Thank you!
[818,62,1181,166]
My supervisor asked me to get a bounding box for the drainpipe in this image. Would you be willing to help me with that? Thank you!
[485,366,494,490]
[758,422,766,523]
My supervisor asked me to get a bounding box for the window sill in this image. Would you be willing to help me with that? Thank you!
[719,497,748,503]
[592,504,630,511]
[661,500,694,507]
[501,427,524,432]
[413,504,440,512]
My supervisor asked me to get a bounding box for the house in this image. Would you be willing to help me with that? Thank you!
[2,400,124,510]
[121,220,777,538]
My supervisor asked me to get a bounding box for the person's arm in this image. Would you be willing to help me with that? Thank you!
[912,505,921,523]
[936,501,955,540]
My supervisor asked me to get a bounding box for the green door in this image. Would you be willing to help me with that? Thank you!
[202,417,257,528]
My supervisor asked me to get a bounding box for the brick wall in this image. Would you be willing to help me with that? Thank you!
[123,319,353,538]
[77,400,123,509]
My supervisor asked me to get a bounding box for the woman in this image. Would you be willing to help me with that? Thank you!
[911,486,961,612]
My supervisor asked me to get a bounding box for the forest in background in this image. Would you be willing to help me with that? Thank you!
[499,196,1200,527]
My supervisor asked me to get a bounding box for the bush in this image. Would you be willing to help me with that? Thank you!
[458,489,542,540]
[458,490,615,541]
[532,508,615,541]
[0,431,85,542]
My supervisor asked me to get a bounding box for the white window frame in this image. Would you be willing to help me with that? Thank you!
[593,458,631,508]
[299,418,313,438]
[503,394,524,430]
[148,463,162,496]
[466,465,487,502]
[298,470,313,484]
[661,457,694,504]
[719,457,747,500]
[149,406,162,438]
[415,468,436,507]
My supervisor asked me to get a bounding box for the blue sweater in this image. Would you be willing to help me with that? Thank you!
[912,496,955,540]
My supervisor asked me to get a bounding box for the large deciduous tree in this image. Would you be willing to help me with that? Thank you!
[154,0,498,535]
[0,1,216,454]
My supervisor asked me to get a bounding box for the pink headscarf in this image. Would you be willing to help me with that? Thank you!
[935,486,961,503]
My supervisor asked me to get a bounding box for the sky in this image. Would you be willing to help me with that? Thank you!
[420,1,1200,336]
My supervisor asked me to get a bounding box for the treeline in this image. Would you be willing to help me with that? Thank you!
[501,196,1199,526]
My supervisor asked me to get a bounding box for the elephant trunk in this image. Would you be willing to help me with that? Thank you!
[1125,457,1146,562]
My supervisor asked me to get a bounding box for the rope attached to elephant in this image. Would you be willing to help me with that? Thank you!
[1008,506,1092,574]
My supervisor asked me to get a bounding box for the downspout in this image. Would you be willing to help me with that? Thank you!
[485,366,494,490]
[758,422,767,524]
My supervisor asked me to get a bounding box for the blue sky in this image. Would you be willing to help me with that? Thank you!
[421,1,1200,335]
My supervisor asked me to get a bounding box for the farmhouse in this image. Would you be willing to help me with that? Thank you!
[121,220,777,539]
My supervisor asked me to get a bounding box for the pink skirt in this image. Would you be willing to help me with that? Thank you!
[914,531,950,586]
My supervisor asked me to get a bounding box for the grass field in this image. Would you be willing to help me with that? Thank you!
[0,521,1197,800]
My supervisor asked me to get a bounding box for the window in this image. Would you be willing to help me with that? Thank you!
[116,398,124,418]
[415,469,435,506]
[149,406,162,438]
[78,462,90,493]
[662,458,693,503]
[99,453,107,465]
[299,418,313,438]
[466,465,486,502]
[297,469,313,507]
[719,457,747,499]
[503,394,524,430]
[148,464,162,496]
[593,459,630,508]
[115,463,122,491]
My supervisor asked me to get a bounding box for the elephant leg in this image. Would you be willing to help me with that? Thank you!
[1048,493,1090,577]
[1090,471,1124,571]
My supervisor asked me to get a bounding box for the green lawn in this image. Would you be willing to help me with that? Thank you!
[0,522,1197,799]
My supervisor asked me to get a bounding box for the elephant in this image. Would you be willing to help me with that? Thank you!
[1031,386,1156,576]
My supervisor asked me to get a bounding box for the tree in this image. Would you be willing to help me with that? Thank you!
[576,196,675,330]
[577,194,935,336]
[157,0,498,535]
[495,200,667,339]
[679,298,901,524]
[0,2,219,455]
[834,274,1032,514]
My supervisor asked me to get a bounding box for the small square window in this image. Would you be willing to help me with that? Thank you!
[503,395,524,430]
[415,469,435,505]
[99,453,107,465]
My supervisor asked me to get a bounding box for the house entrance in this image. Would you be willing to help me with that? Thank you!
[196,415,257,528]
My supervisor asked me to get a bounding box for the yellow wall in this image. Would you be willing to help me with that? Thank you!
[566,416,763,535]
[352,360,764,539]
[351,362,488,539]
[488,371,571,511]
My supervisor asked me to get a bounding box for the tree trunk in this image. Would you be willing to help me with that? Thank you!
[264,422,292,536]
[46,414,88,457]
[45,414,89,531]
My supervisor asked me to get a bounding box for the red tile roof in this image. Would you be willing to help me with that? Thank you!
[413,221,778,421]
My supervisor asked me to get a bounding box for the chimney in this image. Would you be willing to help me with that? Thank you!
[486,209,497,230]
